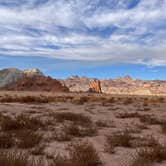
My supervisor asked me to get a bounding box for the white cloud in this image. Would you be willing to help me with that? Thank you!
[0,0,165,66]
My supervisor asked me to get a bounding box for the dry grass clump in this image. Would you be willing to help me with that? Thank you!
[116,112,140,119]
[53,155,69,166]
[131,145,166,166]
[16,130,42,149]
[54,130,72,142]
[52,141,101,166]
[160,122,166,134]
[123,98,133,105]
[0,133,14,148]
[0,151,34,166]
[149,97,165,104]
[86,96,104,102]
[95,120,113,128]
[0,95,49,103]
[0,94,75,103]
[55,112,92,126]
[1,114,43,131]
[71,96,88,105]
[130,135,158,148]
[63,123,97,138]
[142,97,149,105]
[54,114,96,141]
[30,144,46,156]
[0,114,43,149]
[105,130,134,153]
[134,123,148,130]
[107,97,116,103]
[157,97,165,103]
[54,120,97,141]
[139,114,165,125]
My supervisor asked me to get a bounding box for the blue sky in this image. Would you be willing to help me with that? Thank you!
[0,0,165,80]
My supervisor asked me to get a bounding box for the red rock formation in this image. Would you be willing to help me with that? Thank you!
[61,76,166,95]
[2,75,69,92]
[88,79,102,93]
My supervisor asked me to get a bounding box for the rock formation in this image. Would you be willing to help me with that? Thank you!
[0,68,43,88]
[23,68,43,77]
[2,75,69,92]
[89,79,102,93]
[61,76,166,95]
[0,68,23,88]
[0,68,166,95]
[0,68,69,92]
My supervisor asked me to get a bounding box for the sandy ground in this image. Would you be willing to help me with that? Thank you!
[0,91,166,166]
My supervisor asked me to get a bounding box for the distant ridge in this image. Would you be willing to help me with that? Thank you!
[0,68,166,95]
[60,76,166,95]
[0,68,69,92]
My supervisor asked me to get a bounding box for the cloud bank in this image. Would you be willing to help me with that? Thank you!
[0,0,165,66]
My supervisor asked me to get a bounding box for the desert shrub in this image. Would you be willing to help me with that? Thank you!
[130,135,158,148]
[55,112,92,126]
[54,130,72,142]
[63,123,97,138]
[0,95,49,103]
[30,144,46,156]
[132,145,166,166]
[105,130,134,153]
[160,122,166,134]
[95,120,113,128]
[107,97,116,103]
[0,133,14,148]
[116,112,140,119]
[123,98,133,104]
[139,115,165,125]
[53,155,69,166]
[52,141,101,166]
[1,116,22,131]
[71,96,88,105]
[157,97,165,103]
[16,130,42,149]
[0,95,13,102]
[68,141,101,166]
[1,115,43,131]
[0,151,34,166]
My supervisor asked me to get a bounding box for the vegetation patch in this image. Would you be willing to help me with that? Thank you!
[53,141,101,166]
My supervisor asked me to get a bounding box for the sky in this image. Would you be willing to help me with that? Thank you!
[0,0,165,80]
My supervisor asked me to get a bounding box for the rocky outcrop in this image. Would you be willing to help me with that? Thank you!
[89,79,102,93]
[61,76,166,95]
[23,68,43,77]
[0,68,23,88]
[0,68,44,88]
[0,68,69,92]
[2,75,69,92]
[60,76,91,92]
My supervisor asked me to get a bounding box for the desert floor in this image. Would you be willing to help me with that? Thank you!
[0,91,166,166]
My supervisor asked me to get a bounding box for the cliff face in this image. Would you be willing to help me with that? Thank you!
[61,76,166,95]
[89,80,102,93]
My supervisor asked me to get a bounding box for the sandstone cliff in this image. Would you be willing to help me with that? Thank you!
[61,76,166,95]
[89,79,102,93]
